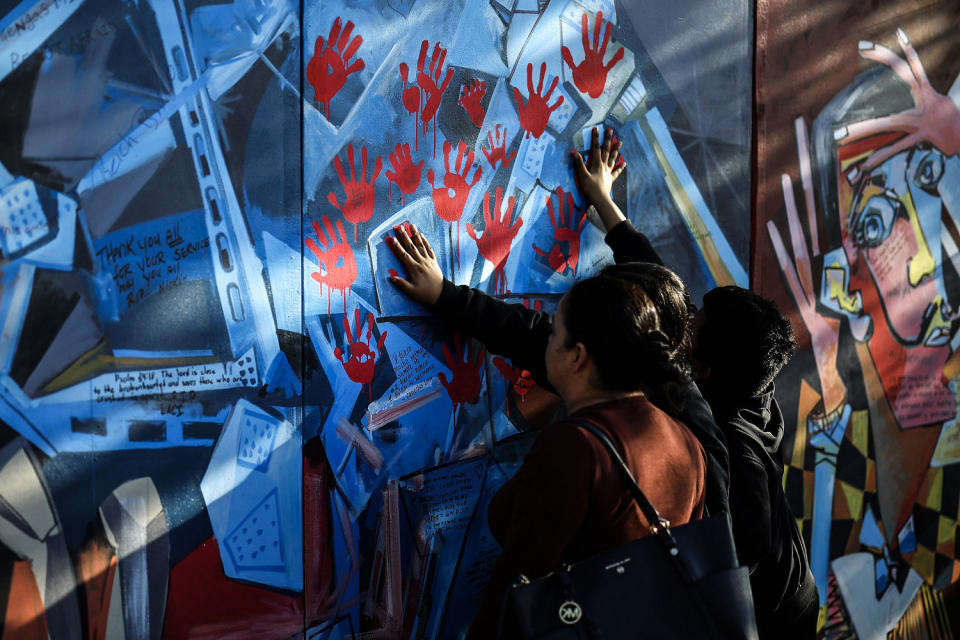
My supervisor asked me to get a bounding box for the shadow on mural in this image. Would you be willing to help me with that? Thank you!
[6,0,955,638]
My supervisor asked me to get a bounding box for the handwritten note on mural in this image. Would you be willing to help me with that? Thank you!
[94,211,212,311]
[415,457,485,538]
[91,349,258,403]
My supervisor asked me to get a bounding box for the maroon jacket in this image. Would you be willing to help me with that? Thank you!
[467,395,707,638]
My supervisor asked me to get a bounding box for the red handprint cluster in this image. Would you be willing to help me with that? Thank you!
[307,17,365,119]
[481,124,517,171]
[466,187,522,294]
[533,187,587,276]
[305,215,358,314]
[561,11,624,99]
[513,62,565,139]
[399,40,454,154]
[439,332,485,419]
[458,79,487,127]
[335,308,388,401]
[427,139,483,265]
[328,144,381,242]
[385,143,422,206]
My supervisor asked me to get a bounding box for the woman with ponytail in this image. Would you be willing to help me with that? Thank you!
[387,226,708,639]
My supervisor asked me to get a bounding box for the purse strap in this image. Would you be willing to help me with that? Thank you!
[569,419,681,556]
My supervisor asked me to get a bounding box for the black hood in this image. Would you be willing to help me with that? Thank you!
[709,383,783,454]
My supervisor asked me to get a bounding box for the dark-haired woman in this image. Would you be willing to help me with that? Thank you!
[387,225,708,639]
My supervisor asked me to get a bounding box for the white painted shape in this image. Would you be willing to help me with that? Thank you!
[832,554,923,640]
[23,192,76,269]
[0,449,55,538]
[0,0,87,82]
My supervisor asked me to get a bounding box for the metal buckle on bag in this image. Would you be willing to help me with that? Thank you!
[649,517,670,534]
[516,574,531,584]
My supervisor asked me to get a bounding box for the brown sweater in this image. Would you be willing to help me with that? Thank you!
[467,395,707,638]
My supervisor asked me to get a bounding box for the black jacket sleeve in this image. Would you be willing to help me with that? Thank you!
[430,279,554,391]
[604,219,663,265]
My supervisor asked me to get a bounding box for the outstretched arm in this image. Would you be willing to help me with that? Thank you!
[388,224,554,389]
[573,127,663,265]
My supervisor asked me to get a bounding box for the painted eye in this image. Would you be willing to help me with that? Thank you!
[911,149,944,189]
[851,195,900,249]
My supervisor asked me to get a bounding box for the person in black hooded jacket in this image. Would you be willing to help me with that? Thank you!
[569,127,818,637]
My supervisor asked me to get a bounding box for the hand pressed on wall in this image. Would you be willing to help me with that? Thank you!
[388,222,445,305]
[572,126,626,206]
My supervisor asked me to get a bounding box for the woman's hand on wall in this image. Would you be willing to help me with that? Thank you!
[573,126,627,232]
[388,223,444,304]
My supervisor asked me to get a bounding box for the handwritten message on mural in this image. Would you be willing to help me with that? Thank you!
[91,349,258,404]
[416,458,485,538]
[94,211,211,311]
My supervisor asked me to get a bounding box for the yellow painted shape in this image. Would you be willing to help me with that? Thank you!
[937,516,955,556]
[921,467,944,511]
[849,409,869,458]
[902,188,936,286]
[839,481,864,521]
[824,265,862,313]
[911,546,936,583]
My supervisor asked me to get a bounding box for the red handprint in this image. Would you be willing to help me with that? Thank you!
[399,40,454,155]
[416,40,453,128]
[305,215,358,314]
[513,62,565,139]
[327,144,381,242]
[481,124,517,171]
[561,11,624,99]
[533,187,587,276]
[493,357,535,403]
[307,17,365,119]
[334,308,387,401]
[458,79,487,127]
[427,139,483,266]
[439,333,485,434]
[385,143,423,206]
[466,187,522,294]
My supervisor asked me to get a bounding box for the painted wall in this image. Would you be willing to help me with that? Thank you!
[13,0,935,637]
[755,0,960,637]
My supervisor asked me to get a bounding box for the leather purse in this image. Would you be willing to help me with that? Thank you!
[497,419,758,639]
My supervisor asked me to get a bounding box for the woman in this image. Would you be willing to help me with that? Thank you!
[387,224,708,638]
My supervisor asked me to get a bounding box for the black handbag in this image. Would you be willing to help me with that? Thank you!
[497,419,758,639]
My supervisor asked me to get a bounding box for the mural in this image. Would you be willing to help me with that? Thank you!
[0,0,751,638]
[756,1,960,637]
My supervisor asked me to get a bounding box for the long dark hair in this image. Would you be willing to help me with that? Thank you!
[562,273,690,408]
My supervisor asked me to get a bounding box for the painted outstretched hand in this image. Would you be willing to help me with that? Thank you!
[836,28,960,170]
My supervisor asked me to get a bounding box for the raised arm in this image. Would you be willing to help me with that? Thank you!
[573,126,663,265]
[388,224,554,389]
